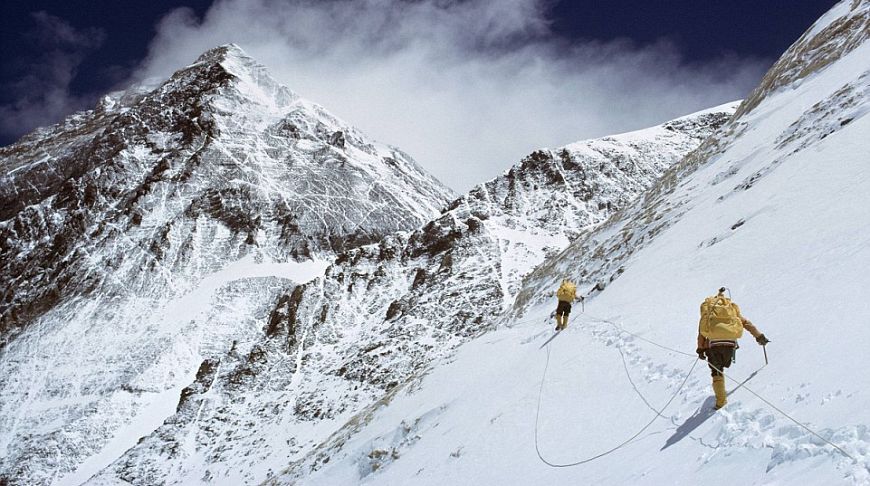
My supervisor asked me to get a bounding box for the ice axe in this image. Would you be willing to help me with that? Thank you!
[759,334,771,365]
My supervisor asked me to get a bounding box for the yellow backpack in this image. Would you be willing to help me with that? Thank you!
[698,294,744,340]
[556,280,577,302]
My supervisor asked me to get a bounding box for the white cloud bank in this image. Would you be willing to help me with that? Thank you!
[140,0,768,192]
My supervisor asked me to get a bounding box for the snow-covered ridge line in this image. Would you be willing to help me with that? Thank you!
[733,0,869,119]
[515,0,870,311]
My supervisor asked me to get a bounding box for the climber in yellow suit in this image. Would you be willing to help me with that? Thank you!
[554,279,583,331]
[696,287,770,409]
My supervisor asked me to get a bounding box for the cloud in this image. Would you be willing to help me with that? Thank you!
[115,1,775,192]
[0,12,105,142]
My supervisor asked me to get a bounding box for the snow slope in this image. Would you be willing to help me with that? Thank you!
[266,1,870,484]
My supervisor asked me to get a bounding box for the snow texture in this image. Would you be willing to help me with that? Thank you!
[0,51,732,486]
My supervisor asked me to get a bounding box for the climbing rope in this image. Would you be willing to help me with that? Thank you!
[616,343,673,418]
[534,335,699,467]
[591,313,858,463]
[583,312,695,358]
[533,312,858,465]
[704,359,858,463]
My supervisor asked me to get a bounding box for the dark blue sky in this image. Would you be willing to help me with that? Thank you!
[1,1,211,100]
[550,1,836,60]
[0,0,837,146]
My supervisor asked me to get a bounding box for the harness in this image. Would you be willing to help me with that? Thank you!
[708,339,738,348]
[707,339,739,363]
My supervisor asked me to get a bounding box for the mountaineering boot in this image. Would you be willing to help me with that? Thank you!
[554,315,561,331]
[712,376,727,409]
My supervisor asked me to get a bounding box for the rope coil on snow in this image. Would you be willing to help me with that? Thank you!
[534,336,699,467]
[533,312,859,466]
[591,314,859,464]
[705,361,857,463]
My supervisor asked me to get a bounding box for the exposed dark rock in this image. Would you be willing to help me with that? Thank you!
[176,358,221,416]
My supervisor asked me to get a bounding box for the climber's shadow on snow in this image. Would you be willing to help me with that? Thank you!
[662,367,764,450]
[661,397,716,450]
[539,332,562,349]
[726,368,762,396]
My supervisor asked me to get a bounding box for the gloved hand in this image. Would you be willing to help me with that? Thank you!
[696,347,706,360]
[756,334,770,345]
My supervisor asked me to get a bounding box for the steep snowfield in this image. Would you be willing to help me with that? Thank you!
[79,102,734,485]
[266,2,870,485]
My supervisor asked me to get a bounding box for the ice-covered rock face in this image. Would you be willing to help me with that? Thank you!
[0,43,453,337]
[81,105,733,485]
[0,45,453,485]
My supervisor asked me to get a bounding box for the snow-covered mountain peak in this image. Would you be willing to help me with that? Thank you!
[0,39,455,336]
[0,43,458,484]
[183,43,299,115]
[94,43,268,118]
[192,42,250,65]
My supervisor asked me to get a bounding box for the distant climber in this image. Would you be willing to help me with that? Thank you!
[696,287,770,409]
[554,279,583,331]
